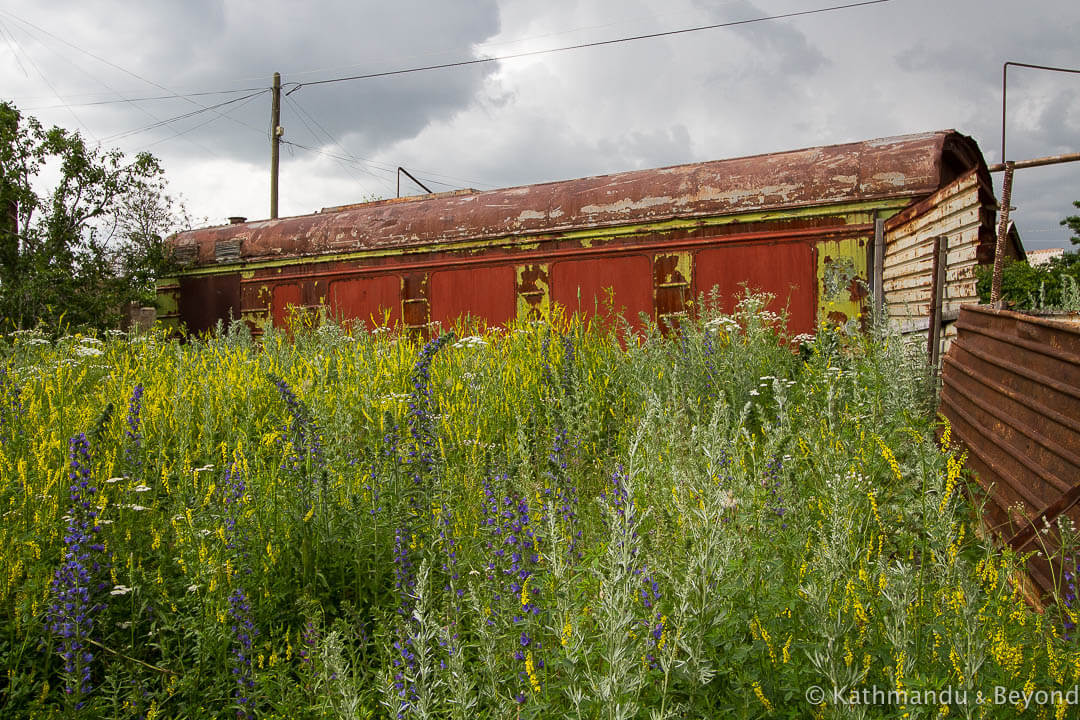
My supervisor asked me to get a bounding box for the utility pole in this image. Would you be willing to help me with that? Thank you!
[270,71,281,219]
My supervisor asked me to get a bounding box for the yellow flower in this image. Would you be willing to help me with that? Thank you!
[876,437,902,481]
[752,681,774,712]
[520,575,532,608]
[525,650,541,693]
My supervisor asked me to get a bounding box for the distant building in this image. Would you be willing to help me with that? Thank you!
[1027,248,1065,266]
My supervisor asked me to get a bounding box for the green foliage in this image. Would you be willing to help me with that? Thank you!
[0,102,185,332]
[0,303,1075,718]
[1062,200,1080,246]
[975,252,1080,311]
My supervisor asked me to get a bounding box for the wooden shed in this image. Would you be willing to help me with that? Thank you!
[159,130,1008,337]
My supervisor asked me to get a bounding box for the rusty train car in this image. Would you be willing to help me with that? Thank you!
[160,130,1000,336]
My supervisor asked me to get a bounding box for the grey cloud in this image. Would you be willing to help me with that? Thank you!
[7,0,1079,250]
[6,0,501,162]
[596,124,694,169]
[693,0,827,77]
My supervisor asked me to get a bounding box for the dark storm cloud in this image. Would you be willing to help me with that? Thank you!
[5,0,1078,248]
[693,0,827,77]
[4,0,501,162]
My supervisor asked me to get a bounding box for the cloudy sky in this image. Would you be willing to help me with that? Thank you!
[3,0,1078,250]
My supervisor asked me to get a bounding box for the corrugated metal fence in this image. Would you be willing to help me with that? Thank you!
[939,305,1080,598]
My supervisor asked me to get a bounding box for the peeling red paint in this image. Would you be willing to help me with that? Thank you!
[166,131,988,335]
[170,131,981,266]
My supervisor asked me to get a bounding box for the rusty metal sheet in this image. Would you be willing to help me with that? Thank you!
[695,241,816,334]
[938,305,1080,600]
[169,131,983,266]
[551,255,653,328]
[654,252,693,331]
[329,275,400,329]
[401,272,430,331]
[271,283,302,328]
[178,273,240,334]
[430,265,516,329]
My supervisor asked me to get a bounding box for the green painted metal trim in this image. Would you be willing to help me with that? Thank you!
[169,198,914,278]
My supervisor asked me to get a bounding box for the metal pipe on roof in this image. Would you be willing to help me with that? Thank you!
[988,152,1080,172]
[397,167,433,198]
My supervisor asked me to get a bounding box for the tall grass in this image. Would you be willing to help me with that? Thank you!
[0,297,1073,718]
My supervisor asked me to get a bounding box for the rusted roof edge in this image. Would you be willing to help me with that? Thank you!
[958,303,1080,337]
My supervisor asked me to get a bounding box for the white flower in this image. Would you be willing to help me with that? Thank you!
[132,484,151,493]
[128,504,149,511]
[105,477,124,484]
[110,585,133,596]
[749,389,760,396]
[74,346,103,357]
[187,584,200,593]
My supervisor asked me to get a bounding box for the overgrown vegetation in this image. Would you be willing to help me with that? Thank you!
[1062,201,1080,246]
[976,252,1080,312]
[0,102,185,332]
[1,300,1077,718]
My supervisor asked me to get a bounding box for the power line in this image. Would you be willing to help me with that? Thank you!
[280,100,496,192]
[140,91,267,150]
[100,90,268,143]
[290,0,892,91]
[20,87,269,111]
[3,15,229,158]
[0,19,31,78]
[0,9,269,140]
[280,139,399,193]
[0,16,97,140]
[283,95,394,190]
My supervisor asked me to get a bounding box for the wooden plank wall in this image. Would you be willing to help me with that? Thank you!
[882,169,996,348]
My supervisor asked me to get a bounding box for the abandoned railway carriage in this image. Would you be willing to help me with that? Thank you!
[160,130,1007,337]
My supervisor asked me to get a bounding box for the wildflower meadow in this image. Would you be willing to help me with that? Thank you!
[0,296,1077,719]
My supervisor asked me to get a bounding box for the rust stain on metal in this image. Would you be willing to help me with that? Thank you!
[162,131,992,337]
[401,272,430,332]
[653,252,693,330]
[938,305,1080,599]
[170,131,979,267]
[516,264,550,319]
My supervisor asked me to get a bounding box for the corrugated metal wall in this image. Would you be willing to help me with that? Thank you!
[939,305,1080,599]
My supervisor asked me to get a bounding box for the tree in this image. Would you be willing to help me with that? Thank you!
[1063,200,1080,246]
[976,252,1080,310]
[0,101,186,332]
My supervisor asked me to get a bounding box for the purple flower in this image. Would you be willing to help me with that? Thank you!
[405,333,454,503]
[270,375,325,475]
[228,588,257,717]
[49,433,108,708]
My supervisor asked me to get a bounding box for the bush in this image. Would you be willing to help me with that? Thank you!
[975,252,1080,311]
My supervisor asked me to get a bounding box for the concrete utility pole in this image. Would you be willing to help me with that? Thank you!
[270,71,281,219]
